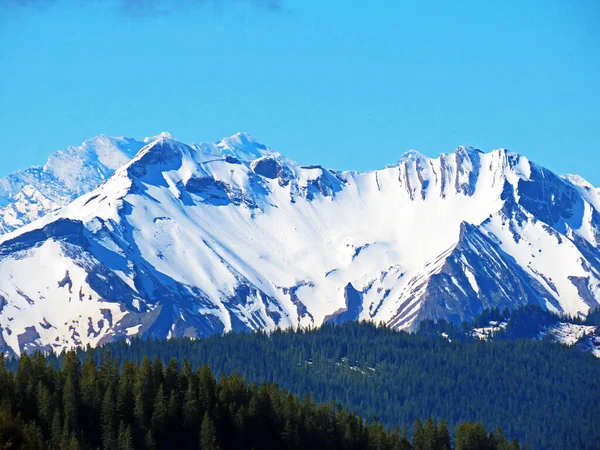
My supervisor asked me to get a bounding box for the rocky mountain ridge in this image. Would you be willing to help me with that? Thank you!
[0,133,598,356]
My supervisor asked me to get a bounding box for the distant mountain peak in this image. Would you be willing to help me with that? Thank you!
[455,145,483,155]
[221,131,259,145]
[398,149,427,162]
[144,131,175,143]
[187,132,276,163]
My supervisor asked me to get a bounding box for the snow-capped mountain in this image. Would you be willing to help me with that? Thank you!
[0,133,599,356]
[0,134,148,234]
[0,132,274,235]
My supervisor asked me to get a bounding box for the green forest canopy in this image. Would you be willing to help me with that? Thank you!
[0,351,524,450]
[8,321,597,450]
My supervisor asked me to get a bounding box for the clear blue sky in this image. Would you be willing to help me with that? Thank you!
[1,0,599,184]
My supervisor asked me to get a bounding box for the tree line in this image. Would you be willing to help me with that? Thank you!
[3,320,599,449]
[0,351,521,450]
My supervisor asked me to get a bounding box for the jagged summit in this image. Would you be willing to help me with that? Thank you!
[221,131,259,146]
[190,132,277,163]
[0,132,273,235]
[0,135,147,234]
[143,131,175,143]
[0,133,599,356]
[397,146,482,164]
[456,145,482,153]
[398,149,426,163]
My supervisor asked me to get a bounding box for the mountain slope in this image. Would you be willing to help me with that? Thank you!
[0,131,266,235]
[0,135,148,234]
[0,135,599,355]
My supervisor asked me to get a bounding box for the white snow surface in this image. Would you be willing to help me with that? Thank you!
[472,321,508,340]
[0,132,271,235]
[539,323,596,346]
[0,134,599,355]
[0,135,145,234]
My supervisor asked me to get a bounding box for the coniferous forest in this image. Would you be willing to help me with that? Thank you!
[3,321,597,449]
[0,350,524,450]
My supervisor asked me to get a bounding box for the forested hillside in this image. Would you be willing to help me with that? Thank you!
[0,352,521,450]
[20,322,600,450]
[417,305,600,355]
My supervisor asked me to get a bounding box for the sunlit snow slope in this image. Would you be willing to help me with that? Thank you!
[0,135,151,234]
[0,133,599,355]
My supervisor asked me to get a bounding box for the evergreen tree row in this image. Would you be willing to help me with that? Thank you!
[50,321,599,450]
[4,321,599,449]
[0,351,521,450]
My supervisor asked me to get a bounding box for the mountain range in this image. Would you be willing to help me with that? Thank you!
[0,132,599,356]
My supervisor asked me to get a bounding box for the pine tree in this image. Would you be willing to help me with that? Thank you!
[182,378,200,432]
[117,360,136,425]
[233,405,248,449]
[22,422,45,450]
[99,349,119,391]
[36,380,53,432]
[101,384,118,450]
[199,411,219,450]
[198,366,217,415]
[61,351,81,435]
[50,409,63,449]
[167,389,179,441]
[423,417,437,450]
[413,418,425,450]
[494,427,509,450]
[0,405,26,449]
[436,420,452,450]
[81,355,100,445]
[61,351,81,381]
[117,421,135,450]
[0,353,13,409]
[165,358,179,394]
[510,437,521,450]
[134,357,154,433]
[390,426,412,450]
[64,431,81,450]
[455,421,489,450]
[62,373,79,433]
[14,352,34,421]
[145,430,156,450]
[152,357,164,392]
[150,384,167,446]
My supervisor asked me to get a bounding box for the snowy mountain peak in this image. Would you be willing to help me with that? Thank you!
[143,131,175,143]
[398,149,427,162]
[455,145,483,158]
[188,132,279,164]
[44,135,142,177]
[0,132,282,236]
[455,145,481,160]
[0,135,148,234]
[222,131,259,146]
[216,132,276,161]
[0,134,599,356]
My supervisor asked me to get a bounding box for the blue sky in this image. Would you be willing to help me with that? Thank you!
[1,0,599,184]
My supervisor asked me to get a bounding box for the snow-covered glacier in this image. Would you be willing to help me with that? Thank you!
[0,133,598,356]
